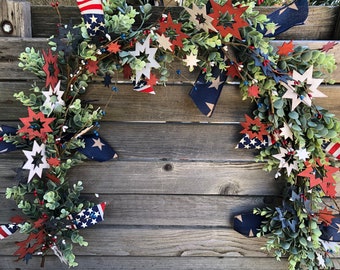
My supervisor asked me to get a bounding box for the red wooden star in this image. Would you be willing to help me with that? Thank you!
[147,73,158,87]
[86,59,99,74]
[123,64,133,79]
[47,157,60,167]
[14,230,46,259]
[209,0,248,40]
[277,40,294,56]
[226,62,241,78]
[240,114,268,141]
[107,41,121,53]
[321,41,338,53]
[18,107,55,140]
[42,49,60,88]
[248,85,259,98]
[298,159,339,197]
[158,13,189,51]
[317,207,334,225]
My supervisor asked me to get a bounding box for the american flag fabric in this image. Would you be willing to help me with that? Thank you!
[77,134,117,162]
[235,134,273,150]
[0,224,18,240]
[68,202,106,230]
[0,125,18,154]
[133,80,155,94]
[323,141,340,160]
[76,0,106,37]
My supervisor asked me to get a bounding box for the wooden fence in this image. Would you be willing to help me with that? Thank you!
[0,1,340,269]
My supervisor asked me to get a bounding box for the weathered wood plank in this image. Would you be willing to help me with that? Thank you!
[0,194,280,226]
[29,6,340,40]
[1,256,290,270]
[0,227,273,257]
[0,81,339,122]
[0,159,281,195]
[0,0,31,37]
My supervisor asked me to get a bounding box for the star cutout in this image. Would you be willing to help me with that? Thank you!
[240,114,269,142]
[22,141,50,182]
[273,147,298,176]
[184,4,217,33]
[156,34,173,52]
[42,49,60,89]
[280,122,293,140]
[92,138,105,150]
[295,148,310,161]
[281,66,326,111]
[183,52,199,71]
[130,34,160,82]
[208,75,224,90]
[209,0,248,40]
[42,80,65,112]
[158,13,189,51]
[107,41,121,54]
[18,107,55,140]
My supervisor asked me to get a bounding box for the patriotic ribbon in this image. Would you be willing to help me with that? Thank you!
[67,202,106,229]
[190,0,309,117]
[0,224,18,240]
[76,0,106,37]
[234,212,340,242]
[0,125,19,153]
[322,141,340,160]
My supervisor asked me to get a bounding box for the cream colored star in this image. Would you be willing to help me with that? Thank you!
[184,4,217,33]
[92,138,105,150]
[273,147,298,176]
[295,148,310,161]
[280,122,293,140]
[156,34,173,52]
[208,75,224,90]
[90,15,97,23]
[279,3,298,15]
[183,52,199,71]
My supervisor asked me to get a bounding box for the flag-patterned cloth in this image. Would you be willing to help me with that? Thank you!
[235,134,273,150]
[77,0,106,37]
[68,202,106,229]
[133,80,155,94]
[258,0,308,38]
[323,141,340,160]
[233,212,265,237]
[320,215,340,242]
[0,224,18,240]
[0,125,18,153]
[78,134,117,162]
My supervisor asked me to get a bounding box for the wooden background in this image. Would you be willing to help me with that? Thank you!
[0,2,340,269]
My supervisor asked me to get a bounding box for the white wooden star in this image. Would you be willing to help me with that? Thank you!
[156,34,173,52]
[183,52,199,71]
[295,148,310,161]
[130,34,160,82]
[92,138,105,150]
[280,122,293,140]
[42,80,65,112]
[281,66,326,111]
[273,147,298,176]
[22,141,50,182]
[184,4,217,33]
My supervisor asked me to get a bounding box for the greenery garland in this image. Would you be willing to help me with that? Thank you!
[1,0,339,268]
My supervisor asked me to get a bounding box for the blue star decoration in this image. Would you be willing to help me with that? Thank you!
[103,74,112,87]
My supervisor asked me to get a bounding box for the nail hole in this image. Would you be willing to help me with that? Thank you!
[163,163,173,171]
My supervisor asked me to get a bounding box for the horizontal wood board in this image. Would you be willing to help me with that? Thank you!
[30,6,340,40]
[1,5,340,269]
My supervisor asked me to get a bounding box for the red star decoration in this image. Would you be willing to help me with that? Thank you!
[42,49,60,88]
[158,13,189,50]
[86,59,99,74]
[277,40,294,56]
[123,64,133,79]
[14,230,46,260]
[147,73,157,87]
[240,114,268,141]
[107,41,121,53]
[248,85,259,98]
[226,62,241,78]
[321,41,338,52]
[18,107,55,140]
[47,157,60,167]
[209,0,248,40]
[298,159,338,197]
[316,207,334,225]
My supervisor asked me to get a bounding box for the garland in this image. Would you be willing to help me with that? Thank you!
[0,0,339,269]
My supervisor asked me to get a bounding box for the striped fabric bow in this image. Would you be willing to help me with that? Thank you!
[76,0,106,37]
[0,224,18,240]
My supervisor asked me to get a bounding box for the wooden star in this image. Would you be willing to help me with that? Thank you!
[183,52,199,71]
[280,122,293,140]
[156,34,173,52]
[42,80,65,112]
[42,49,60,88]
[130,34,160,82]
[273,147,298,176]
[240,114,268,142]
[184,4,217,33]
[295,148,310,161]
